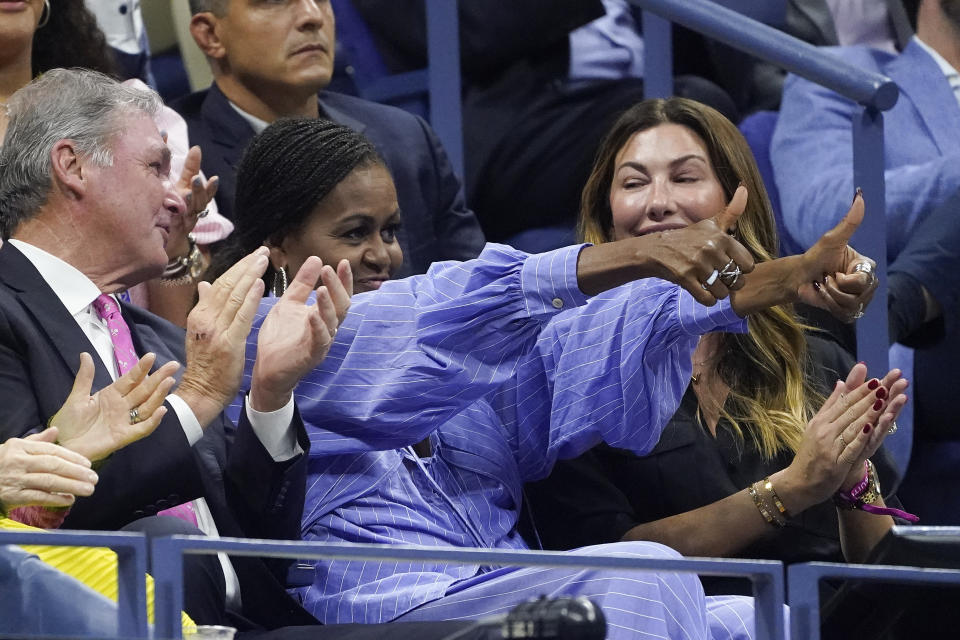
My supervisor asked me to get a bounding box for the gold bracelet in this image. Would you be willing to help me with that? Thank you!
[763,477,788,517]
[860,459,882,505]
[749,482,784,527]
[751,481,786,527]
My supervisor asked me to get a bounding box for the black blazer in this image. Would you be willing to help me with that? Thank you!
[172,84,485,279]
[0,242,317,628]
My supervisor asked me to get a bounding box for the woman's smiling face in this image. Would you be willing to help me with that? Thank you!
[609,123,727,241]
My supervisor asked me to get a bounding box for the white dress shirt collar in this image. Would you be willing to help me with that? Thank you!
[8,239,104,313]
[228,100,270,135]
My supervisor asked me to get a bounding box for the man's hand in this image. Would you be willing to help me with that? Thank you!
[53,352,178,461]
[250,258,353,412]
[176,248,269,426]
[0,427,99,513]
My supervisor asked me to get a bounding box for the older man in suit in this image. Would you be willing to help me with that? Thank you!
[173,0,485,279]
[0,68,352,630]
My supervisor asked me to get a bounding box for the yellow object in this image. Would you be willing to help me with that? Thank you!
[1,516,195,632]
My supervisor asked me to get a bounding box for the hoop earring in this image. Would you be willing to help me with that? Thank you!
[272,267,288,297]
[37,0,51,28]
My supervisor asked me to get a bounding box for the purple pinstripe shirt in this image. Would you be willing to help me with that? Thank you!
[233,243,746,625]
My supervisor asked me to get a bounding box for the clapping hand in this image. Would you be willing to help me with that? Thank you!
[834,364,909,490]
[53,352,179,462]
[177,248,269,426]
[0,427,98,513]
[784,362,908,508]
[250,257,353,412]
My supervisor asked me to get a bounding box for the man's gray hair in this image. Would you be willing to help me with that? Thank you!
[0,68,162,239]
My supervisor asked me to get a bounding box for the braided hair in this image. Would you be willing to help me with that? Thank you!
[207,117,386,287]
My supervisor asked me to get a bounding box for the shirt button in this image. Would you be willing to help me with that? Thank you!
[119,4,128,14]
[551,298,564,309]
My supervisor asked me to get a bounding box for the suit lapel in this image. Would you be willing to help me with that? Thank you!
[318,92,369,134]
[0,244,114,391]
[886,40,960,154]
[201,83,254,168]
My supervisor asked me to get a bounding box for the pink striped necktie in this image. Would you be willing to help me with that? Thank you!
[91,294,199,528]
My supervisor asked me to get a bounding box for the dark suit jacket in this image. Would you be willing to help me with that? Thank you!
[172,84,485,279]
[0,242,317,628]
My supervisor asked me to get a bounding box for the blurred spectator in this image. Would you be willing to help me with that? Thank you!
[0,0,116,139]
[84,0,155,85]
[352,0,739,248]
[175,0,485,278]
[771,0,960,522]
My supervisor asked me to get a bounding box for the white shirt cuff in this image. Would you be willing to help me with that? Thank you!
[244,394,302,462]
[166,394,204,446]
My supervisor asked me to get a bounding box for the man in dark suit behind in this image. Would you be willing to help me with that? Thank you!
[173,0,485,279]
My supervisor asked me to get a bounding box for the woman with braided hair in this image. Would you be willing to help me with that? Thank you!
[207,117,402,294]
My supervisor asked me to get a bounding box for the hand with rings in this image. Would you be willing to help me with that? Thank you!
[49,352,180,462]
[797,192,880,322]
[778,362,909,509]
[167,145,220,262]
[645,185,756,306]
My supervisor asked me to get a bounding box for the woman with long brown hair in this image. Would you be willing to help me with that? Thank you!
[528,97,912,573]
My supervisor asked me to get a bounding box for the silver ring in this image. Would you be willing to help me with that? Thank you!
[702,269,720,290]
[719,263,742,287]
[129,407,141,424]
[853,262,877,285]
[851,302,865,320]
[839,432,848,447]
[888,421,898,435]
[198,208,210,219]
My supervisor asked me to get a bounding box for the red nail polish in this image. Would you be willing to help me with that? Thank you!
[858,361,866,365]
[863,423,872,434]
[876,387,888,400]
[868,379,880,390]
[873,399,884,411]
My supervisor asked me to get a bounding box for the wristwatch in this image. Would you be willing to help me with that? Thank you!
[161,234,205,284]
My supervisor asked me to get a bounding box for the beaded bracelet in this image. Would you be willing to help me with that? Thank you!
[834,459,919,522]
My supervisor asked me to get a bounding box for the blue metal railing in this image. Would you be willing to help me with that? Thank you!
[345,0,464,178]
[632,0,897,372]
[788,561,960,639]
[0,529,149,638]
[151,535,787,640]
